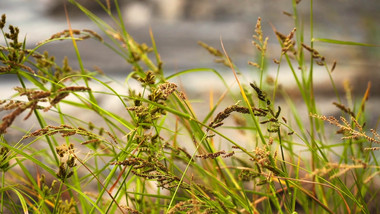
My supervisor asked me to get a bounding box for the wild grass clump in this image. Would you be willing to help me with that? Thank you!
[0,1,379,213]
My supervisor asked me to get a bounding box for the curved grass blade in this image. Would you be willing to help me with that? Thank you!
[313,38,380,47]
[12,189,29,214]
[166,68,229,89]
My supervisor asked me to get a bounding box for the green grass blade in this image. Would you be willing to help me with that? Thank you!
[166,68,229,88]
[11,189,29,214]
[313,38,380,47]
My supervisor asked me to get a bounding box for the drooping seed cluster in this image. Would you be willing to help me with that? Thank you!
[38,29,103,45]
[127,78,179,129]
[198,41,231,67]
[312,113,380,148]
[208,82,282,133]
[196,150,235,159]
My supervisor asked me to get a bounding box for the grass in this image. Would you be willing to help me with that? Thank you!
[0,0,379,213]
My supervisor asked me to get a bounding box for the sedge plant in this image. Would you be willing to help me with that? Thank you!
[0,0,379,213]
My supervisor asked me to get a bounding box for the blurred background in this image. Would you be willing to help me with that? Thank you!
[1,0,380,145]
[0,0,379,93]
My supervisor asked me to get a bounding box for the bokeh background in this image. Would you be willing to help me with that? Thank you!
[1,0,379,94]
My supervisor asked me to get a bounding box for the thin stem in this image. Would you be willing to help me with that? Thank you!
[52,180,65,214]
[1,171,4,213]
